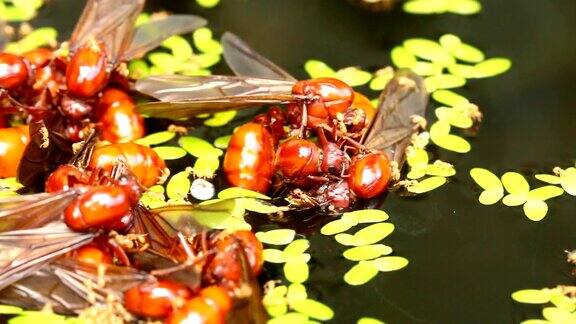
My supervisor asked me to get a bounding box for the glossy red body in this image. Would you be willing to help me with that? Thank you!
[22,48,54,68]
[0,53,29,89]
[89,143,166,187]
[73,244,113,266]
[275,138,320,179]
[124,280,193,318]
[199,286,232,317]
[0,126,29,178]
[292,77,354,120]
[45,164,87,192]
[99,100,145,143]
[64,186,131,232]
[166,296,223,324]
[231,230,264,276]
[223,122,275,193]
[347,152,391,199]
[351,91,376,124]
[61,95,93,120]
[66,45,109,97]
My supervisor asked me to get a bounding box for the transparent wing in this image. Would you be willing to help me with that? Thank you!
[123,15,207,60]
[0,191,78,232]
[136,75,294,101]
[363,69,428,166]
[222,32,297,82]
[0,259,152,314]
[0,222,94,290]
[69,0,144,64]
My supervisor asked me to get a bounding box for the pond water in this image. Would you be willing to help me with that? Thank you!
[30,0,576,323]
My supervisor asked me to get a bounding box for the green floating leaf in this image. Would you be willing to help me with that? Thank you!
[196,0,220,8]
[237,198,282,214]
[135,131,176,146]
[286,283,308,305]
[213,135,232,149]
[447,64,478,79]
[535,174,561,185]
[542,307,575,323]
[352,223,395,245]
[357,318,385,324]
[284,261,309,284]
[204,110,237,127]
[431,132,471,153]
[432,90,469,107]
[406,176,448,194]
[426,161,456,177]
[192,156,220,178]
[335,233,355,246]
[473,58,512,78]
[336,67,372,87]
[519,320,551,324]
[411,61,443,76]
[403,0,447,14]
[403,39,454,66]
[263,248,286,263]
[550,294,576,312]
[527,186,564,201]
[256,229,296,245]
[162,35,193,61]
[369,68,395,91]
[343,244,393,261]
[390,46,417,69]
[342,209,389,224]
[268,312,309,324]
[149,52,181,73]
[291,299,334,321]
[283,239,310,259]
[344,261,379,286]
[304,60,335,78]
[320,218,355,235]
[179,136,223,158]
[501,172,529,195]
[470,168,504,205]
[166,171,191,200]
[373,256,409,272]
[435,107,473,129]
[560,167,576,196]
[193,27,223,54]
[424,74,467,91]
[447,0,482,15]
[0,304,23,314]
[128,59,150,79]
[153,146,187,160]
[523,200,548,222]
[502,193,527,207]
[218,187,270,200]
[0,178,23,191]
[439,34,485,63]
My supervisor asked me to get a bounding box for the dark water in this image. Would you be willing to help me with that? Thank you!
[33,0,576,323]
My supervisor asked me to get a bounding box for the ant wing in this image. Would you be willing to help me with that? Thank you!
[0,258,152,314]
[69,0,144,65]
[363,69,428,166]
[222,32,297,82]
[0,191,78,232]
[0,222,94,291]
[136,75,294,102]
[17,119,75,191]
[122,15,207,61]
[152,200,243,233]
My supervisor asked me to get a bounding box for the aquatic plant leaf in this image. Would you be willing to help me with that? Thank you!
[502,194,527,207]
[357,317,385,324]
[283,239,310,259]
[162,35,193,61]
[535,174,561,185]
[439,34,485,63]
[237,198,283,214]
[0,305,23,314]
[256,229,296,246]
[263,249,286,263]
[523,200,548,222]
[411,62,443,76]
[166,171,191,200]
[284,261,309,284]
[193,27,223,54]
[435,107,473,128]
[268,312,309,324]
[542,307,575,323]
[204,110,237,127]
[470,168,503,191]
[473,58,512,78]
[320,219,355,235]
[406,176,447,194]
[431,133,471,153]
[369,68,395,91]
[5,28,58,54]
[196,0,220,8]
[213,135,232,149]
[128,59,150,79]
[218,187,270,200]
[179,136,222,158]
[403,39,454,66]
[501,172,530,195]
[550,294,576,312]
[426,161,456,177]
[352,223,394,245]
[286,284,307,305]
[191,156,220,178]
[403,0,447,15]
[135,131,176,146]
[342,209,389,224]
[291,299,334,321]
[304,60,336,78]
[343,245,393,261]
[390,46,417,69]
[373,256,409,272]
[424,74,466,91]
[479,188,505,205]
[153,146,187,160]
[527,186,564,201]
[336,67,372,87]
[432,90,469,107]
[559,167,576,196]
[447,64,478,79]
[344,261,378,286]
[447,0,482,15]
[335,233,355,246]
